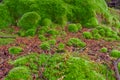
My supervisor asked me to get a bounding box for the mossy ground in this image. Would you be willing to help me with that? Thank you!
[1,25,120,79]
[0,0,120,80]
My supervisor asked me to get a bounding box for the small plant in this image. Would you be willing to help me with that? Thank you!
[39,35,47,41]
[110,50,120,58]
[57,43,65,52]
[93,33,101,40]
[83,32,92,39]
[8,46,23,54]
[40,42,50,50]
[76,23,82,30]
[67,38,86,48]
[25,29,36,36]
[48,39,56,45]
[41,18,52,26]
[39,26,49,35]
[17,12,41,30]
[5,66,32,80]
[91,29,99,34]
[100,47,108,53]
[68,24,78,33]
[47,29,59,36]
[85,17,99,28]
[106,31,113,37]
[98,29,105,36]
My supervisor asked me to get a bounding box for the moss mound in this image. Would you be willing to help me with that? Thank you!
[17,12,41,30]
[8,46,23,55]
[5,66,32,80]
[0,4,12,28]
[1,0,118,28]
[7,53,115,80]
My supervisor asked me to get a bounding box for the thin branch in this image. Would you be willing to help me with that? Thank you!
[0,36,16,39]
[113,58,120,80]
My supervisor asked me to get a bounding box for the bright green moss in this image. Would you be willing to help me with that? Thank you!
[47,29,59,36]
[0,38,15,46]
[41,18,52,26]
[39,26,49,35]
[17,30,25,37]
[5,66,32,80]
[100,47,108,53]
[17,12,41,30]
[43,53,114,80]
[92,29,99,34]
[93,25,120,40]
[99,29,106,36]
[3,0,116,28]
[38,53,51,66]
[93,33,102,40]
[106,31,114,37]
[30,0,67,25]
[110,50,120,58]
[0,4,12,29]
[76,23,82,30]
[68,24,78,33]
[83,32,92,39]
[40,42,51,50]
[8,46,23,55]
[39,35,47,41]
[25,29,36,36]
[6,53,115,80]
[11,53,38,66]
[4,0,35,21]
[85,17,99,27]
[104,38,116,41]
[57,43,65,52]
[48,39,56,45]
[67,38,86,48]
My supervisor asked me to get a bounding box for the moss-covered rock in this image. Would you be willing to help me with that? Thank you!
[0,4,12,29]
[5,66,32,80]
[3,0,115,28]
[17,12,41,30]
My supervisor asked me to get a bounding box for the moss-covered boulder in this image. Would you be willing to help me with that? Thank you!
[17,12,41,30]
[2,0,120,29]
[5,66,32,80]
[0,4,12,29]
